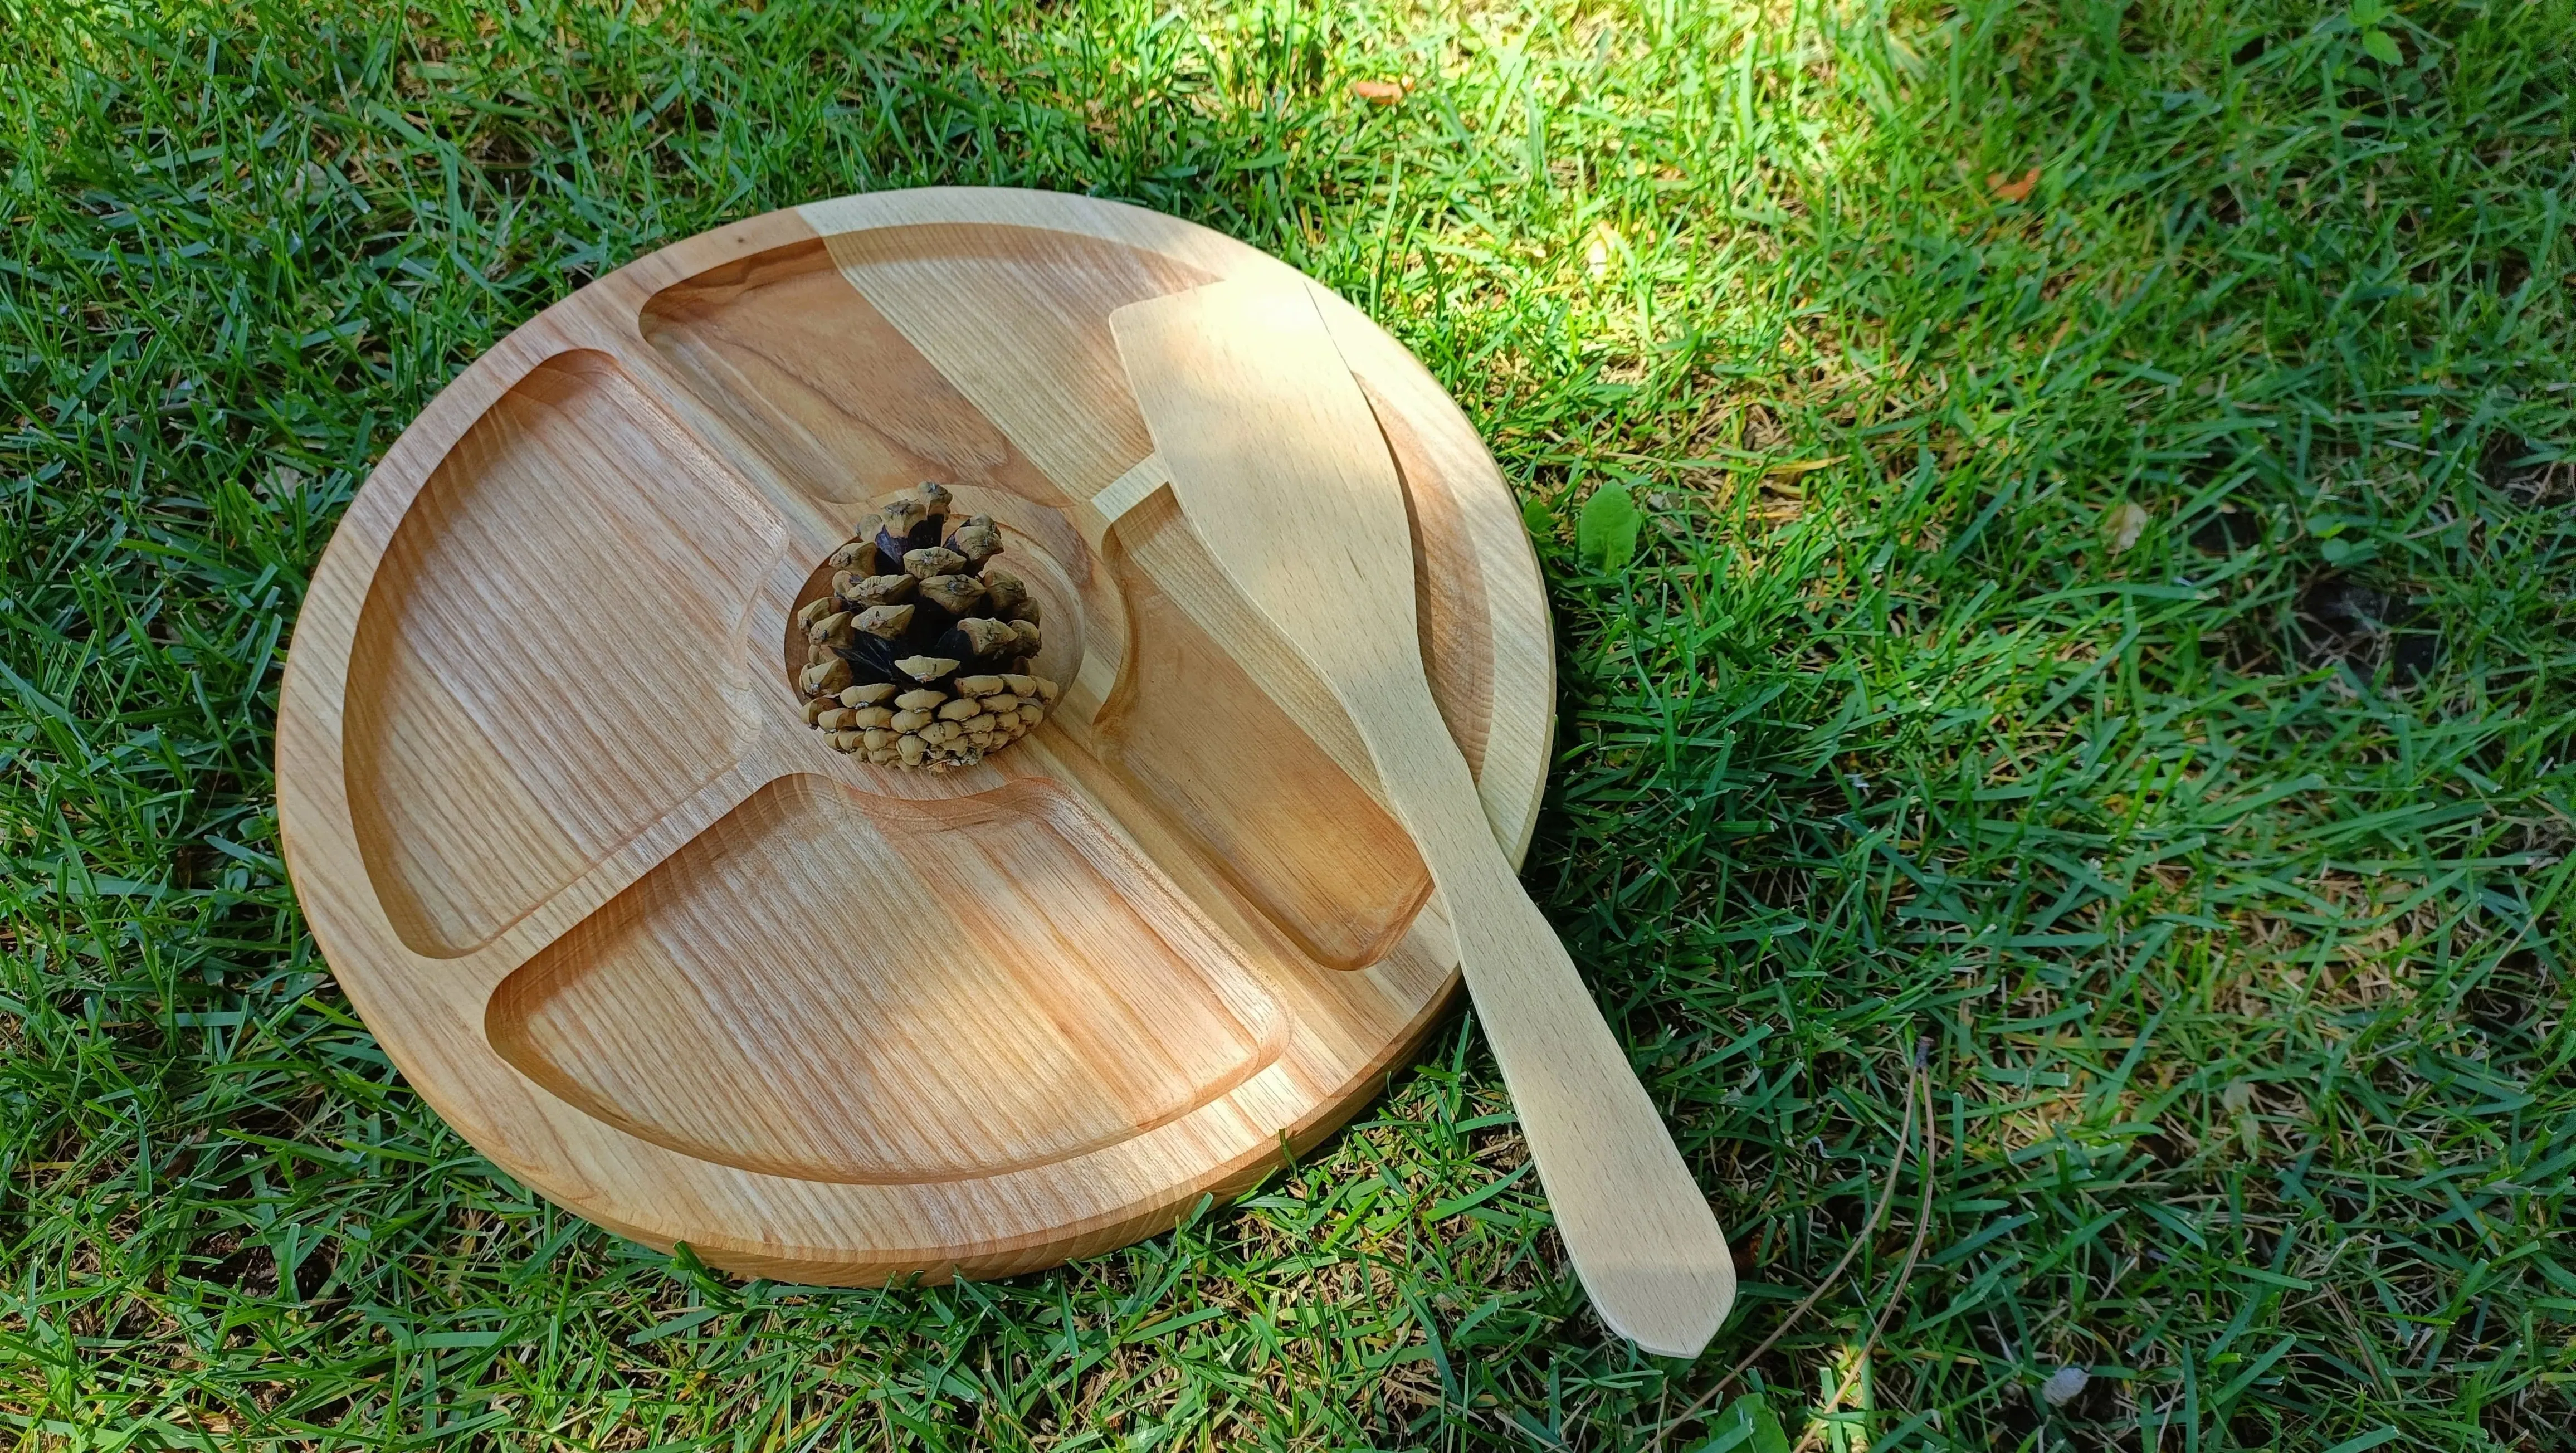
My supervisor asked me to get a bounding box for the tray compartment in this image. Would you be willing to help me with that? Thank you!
[343,350,778,957]
[486,774,1283,1184]
[822,222,1213,501]
[640,232,1124,511]
[1097,542,1433,972]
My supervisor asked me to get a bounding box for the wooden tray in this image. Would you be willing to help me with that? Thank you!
[277,188,1553,1283]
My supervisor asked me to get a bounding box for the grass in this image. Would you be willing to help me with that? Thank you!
[3,0,2573,1445]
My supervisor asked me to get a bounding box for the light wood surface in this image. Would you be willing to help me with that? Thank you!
[276,189,1558,1284]
[1111,280,1736,1357]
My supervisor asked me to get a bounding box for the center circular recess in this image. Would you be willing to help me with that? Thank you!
[789,481,1061,770]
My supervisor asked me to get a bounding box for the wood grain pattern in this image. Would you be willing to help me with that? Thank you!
[345,350,779,956]
[640,238,1079,510]
[276,189,1558,1286]
[1092,499,1433,971]
[822,222,1212,502]
[488,776,1280,1184]
[1113,280,1735,1356]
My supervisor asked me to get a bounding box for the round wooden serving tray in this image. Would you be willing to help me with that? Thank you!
[278,188,1553,1283]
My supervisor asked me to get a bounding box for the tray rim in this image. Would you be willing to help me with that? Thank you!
[276,186,1556,1281]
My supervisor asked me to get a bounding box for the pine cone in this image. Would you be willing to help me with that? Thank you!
[797,484,1058,769]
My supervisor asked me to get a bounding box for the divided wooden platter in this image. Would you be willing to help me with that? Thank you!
[277,188,1555,1282]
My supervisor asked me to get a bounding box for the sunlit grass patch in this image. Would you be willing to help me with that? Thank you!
[4,0,2573,1446]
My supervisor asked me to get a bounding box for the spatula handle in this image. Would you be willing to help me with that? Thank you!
[1102,277,1734,1353]
[1362,682,1738,1357]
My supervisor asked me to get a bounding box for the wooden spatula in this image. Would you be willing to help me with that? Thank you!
[1110,280,1736,1357]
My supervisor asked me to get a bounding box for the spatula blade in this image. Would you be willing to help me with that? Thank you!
[1109,281,1421,689]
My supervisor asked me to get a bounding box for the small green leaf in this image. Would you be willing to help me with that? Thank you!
[1690,1395,1792,1453]
[2360,26,2402,62]
[2346,0,2389,26]
[2319,535,2354,564]
[1575,482,1642,571]
[1521,494,1554,538]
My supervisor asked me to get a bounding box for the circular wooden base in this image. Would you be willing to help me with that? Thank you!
[278,188,1552,1283]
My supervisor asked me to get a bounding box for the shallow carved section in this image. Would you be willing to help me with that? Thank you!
[487,775,1283,1184]
[824,223,1215,501]
[638,236,1080,509]
[1096,545,1433,973]
[344,350,778,957]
